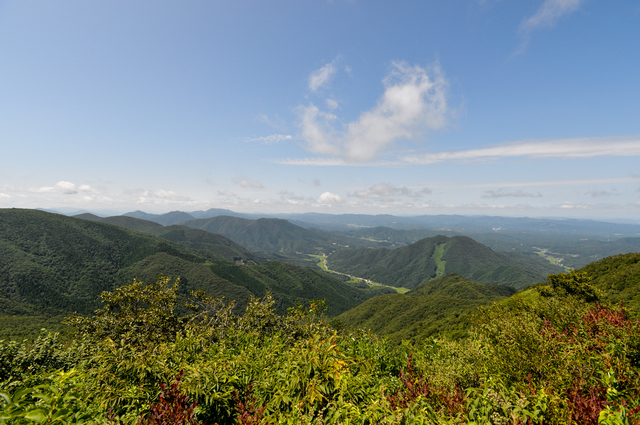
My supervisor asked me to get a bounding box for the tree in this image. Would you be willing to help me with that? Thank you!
[65,276,182,348]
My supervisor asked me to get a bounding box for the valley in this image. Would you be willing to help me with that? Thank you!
[533,247,574,271]
[311,253,410,294]
[1,207,640,424]
[3,207,639,340]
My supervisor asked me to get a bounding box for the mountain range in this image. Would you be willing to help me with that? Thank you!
[3,207,640,344]
[0,209,392,339]
[327,235,564,290]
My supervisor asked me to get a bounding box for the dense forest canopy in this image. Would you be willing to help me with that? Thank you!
[1,209,640,423]
[1,254,639,424]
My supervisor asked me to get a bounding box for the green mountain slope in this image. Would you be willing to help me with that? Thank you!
[0,209,225,316]
[182,215,374,254]
[334,273,516,344]
[0,209,388,338]
[334,252,640,346]
[327,235,553,290]
[117,253,393,316]
[148,225,264,265]
[74,213,263,265]
[74,213,164,232]
[580,252,640,313]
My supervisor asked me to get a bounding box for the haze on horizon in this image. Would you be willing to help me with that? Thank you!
[1,1,639,220]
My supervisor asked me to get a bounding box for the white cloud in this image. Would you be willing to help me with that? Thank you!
[520,0,583,32]
[37,181,77,195]
[153,189,182,199]
[246,134,292,144]
[298,61,450,162]
[218,190,238,197]
[316,192,343,204]
[560,201,589,209]
[325,98,338,110]
[309,60,338,92]
[482,189,543,198]
[352,184,431,199]
[279,191,314,202]
[517,0,585,53]
[297,104,341,157]
[402,136,640,164]
[125,188,192,202]
[233,178,264,189]
[275,157,397,166]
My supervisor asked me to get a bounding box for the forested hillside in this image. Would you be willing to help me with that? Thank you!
[0,209,390,339]
[327,235,563,290]
[334,252,640,347]
[75,213,264,265]
[181,215,376,254]
[1,254,639,424]
[334,273,516,344]
[0,209,222,316]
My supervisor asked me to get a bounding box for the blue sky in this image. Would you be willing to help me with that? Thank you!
[1,1,639,219]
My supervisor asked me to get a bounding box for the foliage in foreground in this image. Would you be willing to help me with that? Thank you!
[1,268,640,424]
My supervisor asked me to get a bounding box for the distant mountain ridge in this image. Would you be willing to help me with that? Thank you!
[181,215,376,255]
[327,235,562,290]
[123,208,249,226]
[123,210,196,226]
[116,209,640,237]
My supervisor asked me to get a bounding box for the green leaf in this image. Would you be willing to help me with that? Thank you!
[13,388,33,402]
[24,408,48,423]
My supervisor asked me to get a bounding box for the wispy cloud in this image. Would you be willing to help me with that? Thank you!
[217,190,238,197]
[309,59,339,92]
[402,136,640,164]
[279,191,314,202]
[297,104,341,157]
[560,201,589,209]
[124,188,193,203]
[233,178,265,189]
[325,98,339,110]
[273,157,396,166]
[352,184,431,199]
[246,134,292,144]
[277,136,640,167]
[255,113,286,130]
[588,190,616,197]
[443,176,640,190]
[482,189,543,198]
[517,0,585,53]
[298,61,451,162]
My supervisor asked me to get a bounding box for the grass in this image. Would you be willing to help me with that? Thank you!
[535,248,571,272]
[433,243,446,278]
[310,254,329,271]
